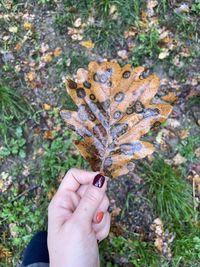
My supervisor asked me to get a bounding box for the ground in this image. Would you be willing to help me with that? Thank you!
[0,1,200,266]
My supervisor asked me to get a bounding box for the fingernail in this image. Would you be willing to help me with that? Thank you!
[96,211,104,223]
[93,174,105,188]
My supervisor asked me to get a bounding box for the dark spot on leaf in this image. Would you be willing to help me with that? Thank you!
[151,121,161,129]
[134,100,144,113]
[106,68,113,75]
[143,108,160,118]
[83,81,91,89]
[89,114,96,121]
[120,142,142,155]
[107,80,112,87]
[113,110,122,120]
[139,69,151,79]
[110,123,128,139]
[67,79,77,89]
[104,157,112,168]
[89,94,96,100]
[93,72,108,84]
[102,99,111,110]
[114,92,125,103]
[126,107,135,115]
[122,71,131,79]
[127,161,135,171]
[76,88,86,98]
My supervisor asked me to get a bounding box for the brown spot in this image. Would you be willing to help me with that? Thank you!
[76,88,86,98]
[113,110,122,120]
[114,92,125,103]
[126,107,135,115]
[67,79,77,89]
[122,71,131,79]
[134,100,144,113]
[89,94,96,100]
[83,81,91,89]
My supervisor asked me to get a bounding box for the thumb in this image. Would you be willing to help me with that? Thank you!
[74,174,107,223]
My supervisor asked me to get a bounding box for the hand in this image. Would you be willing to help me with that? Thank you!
[47,169,110,267]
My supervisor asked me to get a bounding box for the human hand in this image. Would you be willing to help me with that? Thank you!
[47,169,110,267]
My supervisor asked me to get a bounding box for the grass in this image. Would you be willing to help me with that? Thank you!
[141,157,195,230]
[0,0,200,266]
[177,135,200,162]
[100,235,165,267]
[0,110,87,266]
[0,83,31,139]
[139,157,200,266]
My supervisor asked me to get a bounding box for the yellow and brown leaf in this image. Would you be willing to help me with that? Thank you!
[60,61,173,177]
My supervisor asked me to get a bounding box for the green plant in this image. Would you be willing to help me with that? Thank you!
[177,135,200,162]
[0,83,31,138]
[192,0,200,14]
[0,127,27,158]
[100,235,165,267]
[141,157,195,232]
[131,27,161,65]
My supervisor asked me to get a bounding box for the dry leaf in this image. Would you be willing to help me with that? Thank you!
[0,245,12,259]
[179,129,189,139]
[74,18,82,28]
[53,47,62,57]
[43,130,54,140]
[173,153,187,165]
[23,22,33,30]
[124,27,137,39]
[161,92,177,103]
[80,40,94,49]
[42,53,53,63]
[43,103,51,110]
[26,71,36,82]
[61,61,172,177]
[158,50,170,59]
[117,50,128,60]
[8,26,18,33]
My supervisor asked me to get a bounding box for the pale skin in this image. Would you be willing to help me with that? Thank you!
[48,169,111,267]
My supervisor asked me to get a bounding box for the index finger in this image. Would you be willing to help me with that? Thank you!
[58,168,99,194]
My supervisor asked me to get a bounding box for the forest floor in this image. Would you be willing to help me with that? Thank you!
[0,1,200,266]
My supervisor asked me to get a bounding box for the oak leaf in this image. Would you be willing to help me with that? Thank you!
[60,61,172,177]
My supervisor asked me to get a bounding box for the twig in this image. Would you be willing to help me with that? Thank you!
[11,185,38,203]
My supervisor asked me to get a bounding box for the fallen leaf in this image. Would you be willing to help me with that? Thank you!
[74,18,82,28]
[109,4,118,15]
[61,61,172,177]
[161,92,177,102]
[158,49,170,59]
[43,103,51,110]
[8,26,18,33]
[23,22,33,30]
[42,53,53,63]
[80,40,94,49]
[53,47,62,57]
[173,153,187,165]
[117,50,128,60]
[43,130,54,140]
[0,245,12,259]
[15,42,22,50]
[195,148,200,158]
[124,27,137,39]
[26,71,36,82]
[167,118,181,128]
[179,129,189,139]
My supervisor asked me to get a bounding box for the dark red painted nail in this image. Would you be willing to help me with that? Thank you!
[93,174,105,188]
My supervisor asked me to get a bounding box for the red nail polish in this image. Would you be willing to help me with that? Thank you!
[93,174,105,188]
[96,211,104,223]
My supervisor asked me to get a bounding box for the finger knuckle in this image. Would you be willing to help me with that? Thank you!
[86,189,102,203]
